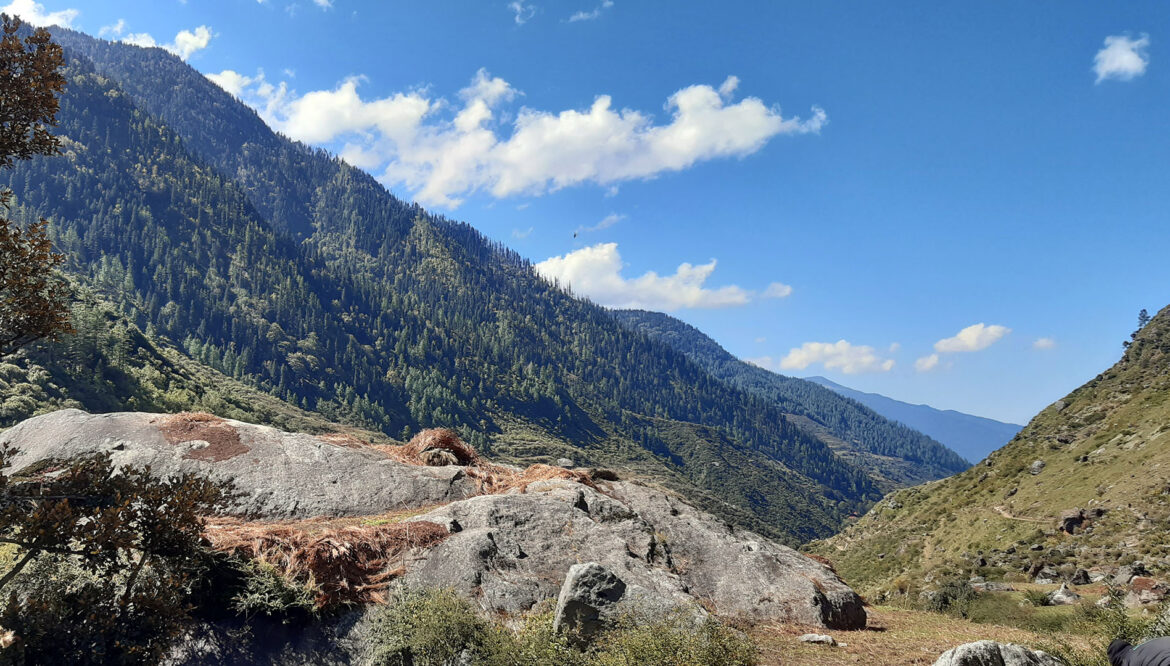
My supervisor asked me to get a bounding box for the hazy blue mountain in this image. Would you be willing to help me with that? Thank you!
[805,376,1022,463]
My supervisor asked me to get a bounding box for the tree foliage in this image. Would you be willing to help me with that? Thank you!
[0,14,70,358]
[0,451,230,663]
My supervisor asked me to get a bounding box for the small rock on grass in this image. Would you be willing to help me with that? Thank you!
[799,633,838,646]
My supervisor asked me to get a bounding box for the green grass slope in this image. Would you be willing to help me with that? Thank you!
[813,304,1170,596]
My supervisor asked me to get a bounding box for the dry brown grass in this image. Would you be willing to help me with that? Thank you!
[161,412,250,462]
[751,606,1094,665]
[403,428,480,465]
[205,515,449,607]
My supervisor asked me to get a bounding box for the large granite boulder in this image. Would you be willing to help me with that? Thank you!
[401,479,866,629]
[1,409,868,631]
[933,641,1065,666]
[0,409,478,519]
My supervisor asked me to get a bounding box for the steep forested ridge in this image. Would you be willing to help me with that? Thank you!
[612,309,970,488]
[0,27,890,543]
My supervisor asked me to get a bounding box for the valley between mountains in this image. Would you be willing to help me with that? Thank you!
[0,16,1166,666]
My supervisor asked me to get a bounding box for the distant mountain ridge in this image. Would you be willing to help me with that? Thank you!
[611,309,970,489]
[805,376,1022,464]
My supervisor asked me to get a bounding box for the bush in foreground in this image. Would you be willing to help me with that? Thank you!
[362,587,758,666]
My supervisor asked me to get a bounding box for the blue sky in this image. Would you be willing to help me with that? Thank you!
[7,0,1167,424]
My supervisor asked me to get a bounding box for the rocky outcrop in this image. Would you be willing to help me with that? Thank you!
[1048,583,1081,606]
[400,479,867,629]
[933,641,1065,666]
[1125,576,1169,607]
[550,562,686,646]
[0,410,478,519]
[1,410,867,631]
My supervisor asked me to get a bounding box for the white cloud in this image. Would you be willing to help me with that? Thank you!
[534,242,750,311]
[0,0,77,27]
[888,342,901,353]
[754,337,766,343]
[762,282,793,299]
[1094,34,1150,83]
[314,0,333,8]
[99,18,125,37]
[220,69,826,208]
[511,226,533,239]
[569,0,613,22]
[508,1,535,24]
[776,340,895,375]
[576,213,623,234]
[933,323,1010,353]
[122,25,213,61]
[914,353,940,372]
[1033,337,1056,350]
[207,69,255,97]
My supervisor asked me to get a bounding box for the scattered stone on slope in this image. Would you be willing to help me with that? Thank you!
[1030,460,1046,475]
[1069,569,1091,585]
[1125,577,1169,607]
[932,640,1066,666]
[1034,566,1060,585]
[1058,509,1084,534]
[799,634,838,646]
[0,410,478,519]
[1048,583,1081,606]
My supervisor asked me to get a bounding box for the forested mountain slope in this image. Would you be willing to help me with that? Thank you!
[613,309,969,488]
[0,27,889,543]
[806,376,1022,464]
[814,305,1170,595]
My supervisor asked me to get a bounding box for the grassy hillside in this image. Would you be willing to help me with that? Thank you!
[813,304,1170,596]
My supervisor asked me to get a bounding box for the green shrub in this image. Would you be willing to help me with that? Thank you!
[925,579,978,618]
[1042,591,1156,666]
[363,587,488,666]
[1023,589,1051,607]
[479,604,587,666]
[230,559,317,620]
[591,612,758,666]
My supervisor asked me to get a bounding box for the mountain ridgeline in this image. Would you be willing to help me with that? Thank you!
[806,376,1022,464]
[612,310,970,488]
[0,26,898,544]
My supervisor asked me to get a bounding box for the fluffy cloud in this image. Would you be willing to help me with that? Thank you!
[914,353,940,372]
[215,68,826,208]
[933,323,1010,353]
[1033,337,1056,350]
[776,340,895,375]
[1094,34,1150,83]
[569,0,613,22]
[122,25,213,61]
[508,1,535,24]
[534,242,751,311]
[0,0,77,27]
[762,282,793,299]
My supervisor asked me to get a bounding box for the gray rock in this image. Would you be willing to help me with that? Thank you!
[933,640,1065,666]
[553,562,649,646]
[1069,569,1091,585]
[1030,460,1046,475]
[799,633,837,646]
[3,410,867,632]
[402,480,866,629]
[1048,583,1081,606]
[1034,566,1060,585]
[1058,509,1084,534]
[0,410,477,519]
[555,457,576,468]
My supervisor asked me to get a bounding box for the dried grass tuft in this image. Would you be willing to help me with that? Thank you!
[205,517,449,607]
[403,428,479,465]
